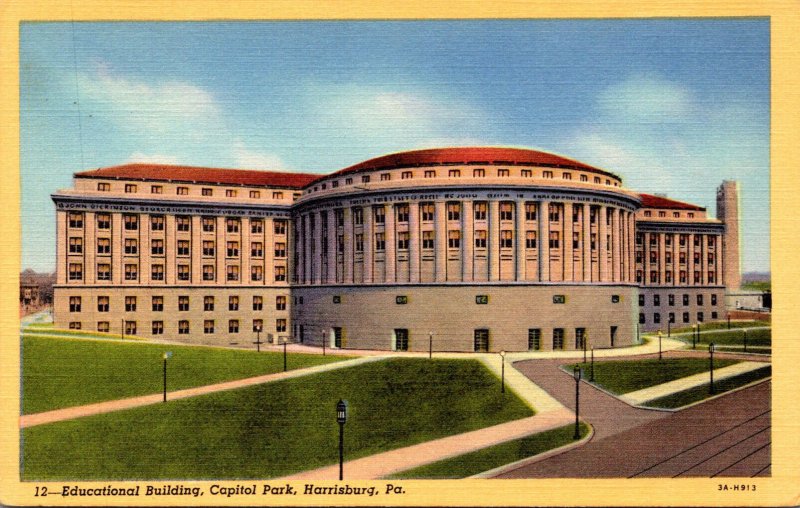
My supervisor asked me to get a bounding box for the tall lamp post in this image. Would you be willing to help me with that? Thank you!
[658,330,663,361]
[692,324,698,349]
[322,331,326,356]
[254,325,263,352]
[743,329,748,353]
[336,399,347,480]
[573,365,582,440]
[429,331,433,359]
[499,350,506,394]
[709,342,716,394]
[590,347,595,382]
[162,351,172,402]
[636,323,640,343]
[582,332,587,364]
[667,319,671,338]
[283,337,288,372]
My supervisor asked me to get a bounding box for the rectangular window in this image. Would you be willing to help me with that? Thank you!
[375,233,386,251]
[447,203,460,221]
[96,238,110,255]
[549,231,560,249]
[97,264,111,280]
[500,230,513,249]
[683,294,690,306]
[355,233,364,252]
[683,312,690,323]
[401,171,413,180]
[97,296,109,312]
[226,218,240,233]
[448,230,461,249]
[98,321,110,332]
[68,263,83,280]
[125,184,137,193]
[274,266,286,281]
[274,242,286,258]
[653,294,660,306]
[397,232,409,250]
[227,241,239,257]
[548,204,560,222]
[228,296,239,311]
[150,215,164,231]
[420,203,434,222]
[650,271,658,283]
[176,216,190,232]
[474,230,487,249]
[151,264,164,281]
[229,320,239,333]
[251,265,263,281]
[149,239,163,256]
[176,186,189,195]
[227,265,240,281]
[97,182,110,191]
[669,312,675,323]
[424,170,436,178]
[179,320,189,335]
[640,313,646,324]
[422,230,435,249]
[150,185,162,194]
[521,169,532,178]
[201,240,214,257]
[69,237,83,254]
[276,296,286,310]
[226,189,237,198]
[204,320,214,334]
[697,312,704,322]
[199,217,214,233]
[374,206,386,224]
[525,203,537,221]
[125,321,137,335]
[394,329,409,351]
[361,175,370,183]
[669,294,675,306]
[202,188,213,196]
[711,294,717,306]
[178,296,189,311]
[251,242,263,258]
[152,321,164,335]
[474,202,487,221]
[252,319,263,333]
[123,214,138,230]
[66,212,85,230]
[654,313,661,323]
[96,213,111,229]
[125,296,136,312]
[543,171,554,179]
[473,168,485,177]
[697,294,704,306]
[152,296,163,312]
[177,264,189,281]
[276,319,287,333]
[528,329,541,351]
[397,204,410,223]
[249,190,261,199]
[562,172,572,180]
[177,240,190,256]
[380,172,391,181]
[274,220,287,235]
[204,296,214,311]
[499,203,513,221]
[474,329,489,352]
[575,328,586,349]
[552,328,564,350]
[272,191,284,199]
[69,296,81,312]
[353,207,363,225]
[572,231,580,249]
[525,231,537,249]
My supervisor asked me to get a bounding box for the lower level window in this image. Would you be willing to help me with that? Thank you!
[124,321,136,335]
[575,328,586,349]
[97,321,109,332]
[683,312,690,323]
[395,329,409,351]
[152,321,164,335]
[204,320,214,334]
[69,322,81,330]
[697,312,704,322]
[528,329,541,351]
[276,319,287,333]
[229,320,239,333]
[552,328,564,350]
[474,329,489,352]
[178,320,189,334]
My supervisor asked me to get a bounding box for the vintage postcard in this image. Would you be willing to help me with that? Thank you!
[2,1,798,506]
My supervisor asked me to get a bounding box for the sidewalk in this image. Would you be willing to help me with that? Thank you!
[20,355,385,428]
[280,356,571,480]
[619,361,769,406]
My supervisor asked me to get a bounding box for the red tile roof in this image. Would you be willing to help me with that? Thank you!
[75,164,320,189]
[639,193,705,211]
[323,147,618,180]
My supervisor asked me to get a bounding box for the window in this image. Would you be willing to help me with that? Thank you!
[673,211,680,218]
[228,296,239,311]
[711,294,717,306]
[525,231,537,249]
[474,329,489,352]
[177,264,189,281]
[226,218,240,233]
[151,215,165,231]
[499,203,513,221]
[251,242,263,258]
[65,237,84,256]
[397,232,410,250]
[639,313,646,324]
[654,313,661,324]
[276,296,286,310]
[200,240,214,257]
[636,232,643,245]
[680,252,687,264]
[500,230,513,248]
[498,168,510,177]
[562,172,572,180]
[697,294,704,306]
[68,263,83,280]
[549,231,560,249]
[694,271,701,283]
[97,264,111,280]
[521,169,532,178]
[199,217,214,233]
[274,266,286,281]
[125,184,137,193]
[274,242,286,258]
[360,175,370,184]
[636,270,643,283]
[448,230,461,249]
[98,321,110,332]
[552,328,564,350]
[270,191,284,200]
[124,296,136,312]
[274,220,287,235]
[179,320,189,335]
[423,231,435,249]
[474,230,487,249]
[548,204,560,222]
[669,294,675,306]
[177,186,189,195]
[473,168,485,177]
[665,235,673,247]
[680,234,688,246]
[178,296,189,311]
[420,203,434,222]
[528,329,541,351]
[251,266,263,281]
[176,216,190,232]
[97,296,109,312]
[353,207,364,225]
[380,172,391,181]
[683,312,690,323]
[525,203,537,221]
[69,296,81,312]
[226,189,238,198]
[650,251,658,263]
[97,182,110,192]
[227,241,240,257]
[204,296,214,311]
[669,312,675,323]
[68,212,84,228]
[123,214,138,230]
[177,240,190,256]
[697,312,704,322]
[650,235,658,247]
[665,252,672,264]
[202,188,213,196]
[249,190,261,199]
[227,265,240,281]
[96,213,111,229]
[446,203,460,221]
[424,170,436,178]
[96,238,110,255]
[124,321,136,335]
[151,264,164,281]
[397,204,410,223]
[611,295,620,303]
[394,329,409,351]
[276,319,287,333]
[580,174,588,182]
[345,178,353,185]
[575,328,586,349]
[152,296,163,312]
[401,171,413,180]
[683,294,690,306]
[639,294,646,307]
[474,202,487,221]
[572,232,580,249]
[204,320,214,334]
[151,239,164,256]
[375,232,386,251]
[203,265,215,281]
[543,171,554,179]
[650,271,658,283]
[374,206,386,224]
[449,169,461,178]
[229,320,240,333]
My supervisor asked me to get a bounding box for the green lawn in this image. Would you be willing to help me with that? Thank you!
[22,359,533,480]
[674,328,771,348]
[387,422,589,479]
[571,358,740,395]
[645,365,772,409]
[22,336,347,414]
[669,321,768,334]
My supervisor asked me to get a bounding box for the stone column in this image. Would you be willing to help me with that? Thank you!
[611,208,620,282]
[563,201,573,282]
[582,205,591,282]
[538,200,550,282]
[343,208,354,284]
[385,204,397,283]
[412,203,424,283]
[56,211,67,285]
[327,211,337,284]
[598,205,608,282]
[435,200,447,282]
[715,234,722,285]
[658,231,666,287]
[489,200,501,281]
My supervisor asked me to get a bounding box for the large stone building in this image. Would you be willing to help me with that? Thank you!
[51,147,740,352]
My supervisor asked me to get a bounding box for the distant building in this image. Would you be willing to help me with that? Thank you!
[20,270,54,315]
[51,147,741,350]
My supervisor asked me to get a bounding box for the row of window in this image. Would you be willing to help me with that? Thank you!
[638,293,719,307]
[69,294,288,313]
[97,181,296,201]
[642,210,696,219]
[636,251,716,264]
[67,213,288,235]
[636,270,717,284]
[640,311,718,324]
[636,233,714,248]
[67,263,287,282]
[69,318,287,335]
[69,238,287,258]
[306,168,620,194]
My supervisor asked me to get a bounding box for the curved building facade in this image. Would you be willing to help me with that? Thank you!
[51,147,735,352]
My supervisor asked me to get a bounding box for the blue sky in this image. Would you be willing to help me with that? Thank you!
[20,19,770,273]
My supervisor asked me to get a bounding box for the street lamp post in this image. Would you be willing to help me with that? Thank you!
[283,337,288,372]
[727,315,731,329]
[162,351,172,402]
[590,347,595,382]
[637,323,640,343]
[499,350,506,394]
[658,330,663,361]
[573,365,582,440]
[667,319,671,338]
[743,329,748,353]
[322,331,326,356]
[429,331,433,359]
[254,325,263,353]
[582,332,587,364]
[709,342,716,394]
[121,318,125,340]
[692,324,697,349]
[336,399,347,480]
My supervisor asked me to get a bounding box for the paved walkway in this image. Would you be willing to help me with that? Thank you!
[20,356,385,428]
[620,361,769,406]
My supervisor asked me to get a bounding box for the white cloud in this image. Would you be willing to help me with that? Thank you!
[232,141,286,170]
[597,73,693,123]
